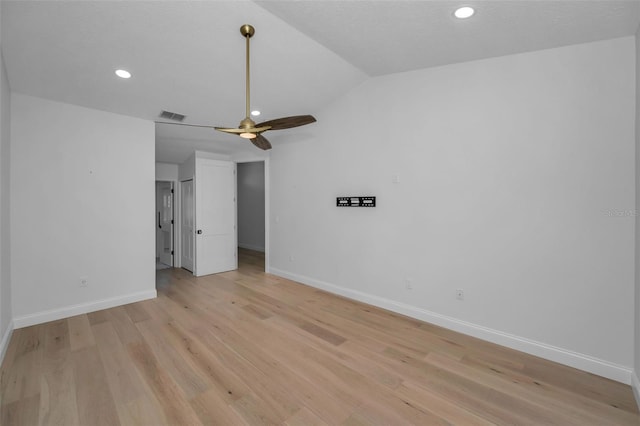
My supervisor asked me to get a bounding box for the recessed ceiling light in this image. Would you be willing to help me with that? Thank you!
[115,69,131,79]
[251,110,261,117]
[454,6,475,19]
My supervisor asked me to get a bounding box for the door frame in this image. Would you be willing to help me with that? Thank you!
[179,178,194,272]
[156,180,175,266]
[169,155,270,276]
[235,157,270,273]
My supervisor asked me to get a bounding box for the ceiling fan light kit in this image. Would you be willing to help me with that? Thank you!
[156,24,316,151]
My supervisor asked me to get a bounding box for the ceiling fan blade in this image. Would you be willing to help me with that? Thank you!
[215,125,272,135]
[215,127,249,134]
[155,121,217,129]
[251,134,272,150]
[256,115,316,130]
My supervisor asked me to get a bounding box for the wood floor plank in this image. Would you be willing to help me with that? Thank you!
[339,339,546,425]
[395,380,495,426]
[72,346,121,426]
[241,303,273,320]
[43,321,69,349]
[150,314,253,404]
[266,313,404,390]
[136,297,173,324]
[116,396,169,426]
[189,388,249,426]
[106,306,144,346]
[14,324,45,357]
[520,356,640,413]
[449,351,639,424]
[214,303,442,423]
[2,344,42,405]
[2,394,40,426]
[126,340,202,425]
[231,393,283,425]
[285,406,329,426]
[191,330,302,423]
[91,322,149,406]
[87,309,110,326]
[298,320,347,346]
[38,356,79,426]
[166,285,355,424]
[190,321,354,425]
[124,302,152,323]
[347,400,428,426]
[385,344,564,424]
[67,314,95,352]
[341,411,372,426]
[135,319,212,399]
[1,248,638,425]
[272,320,462,425]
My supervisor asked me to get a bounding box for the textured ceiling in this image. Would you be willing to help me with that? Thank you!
[2,1,639,163]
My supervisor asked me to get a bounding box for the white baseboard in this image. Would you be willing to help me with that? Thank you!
[632,371,640,410]
[269,267,633,385]
[0,320,14,365]
[13,290,157,329]
[238,243,265,253]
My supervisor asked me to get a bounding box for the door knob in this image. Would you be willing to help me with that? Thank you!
[197,230,203,234]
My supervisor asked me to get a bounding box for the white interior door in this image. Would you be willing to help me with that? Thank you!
[158,182,174,266]
[180,179,194,272]
[195,158,237,276]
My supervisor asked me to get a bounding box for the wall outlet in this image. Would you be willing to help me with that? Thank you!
[80,276,88,288]
[289,255,294,262]
[404,278,413,290]
[456,289,464,300]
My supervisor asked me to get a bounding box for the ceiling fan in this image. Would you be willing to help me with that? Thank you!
[156,24,316,151]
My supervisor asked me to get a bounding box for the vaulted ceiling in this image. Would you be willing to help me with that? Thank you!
[3,1,640,163]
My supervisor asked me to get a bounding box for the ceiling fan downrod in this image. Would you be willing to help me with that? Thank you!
[240,24,254,121]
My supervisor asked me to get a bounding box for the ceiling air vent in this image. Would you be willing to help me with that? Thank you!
[159,110,186,122]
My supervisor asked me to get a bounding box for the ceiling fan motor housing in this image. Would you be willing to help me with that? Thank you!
[239,117,256,129]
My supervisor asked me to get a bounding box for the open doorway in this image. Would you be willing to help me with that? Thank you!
[237,161,266,271]
[155,181,174,270]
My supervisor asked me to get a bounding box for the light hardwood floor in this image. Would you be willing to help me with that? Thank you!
[1,249,638,425]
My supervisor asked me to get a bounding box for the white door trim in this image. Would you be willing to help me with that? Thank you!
[264,158,270,273]
[180,179,195,272]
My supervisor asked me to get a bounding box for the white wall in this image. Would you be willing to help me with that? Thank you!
[155,162,179,181]
[0,0,13,359]
[179,153,196,182]
[11,93,156,326]
[270,37,636,382]
[238,162,265,252]
[179,151,231,181]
